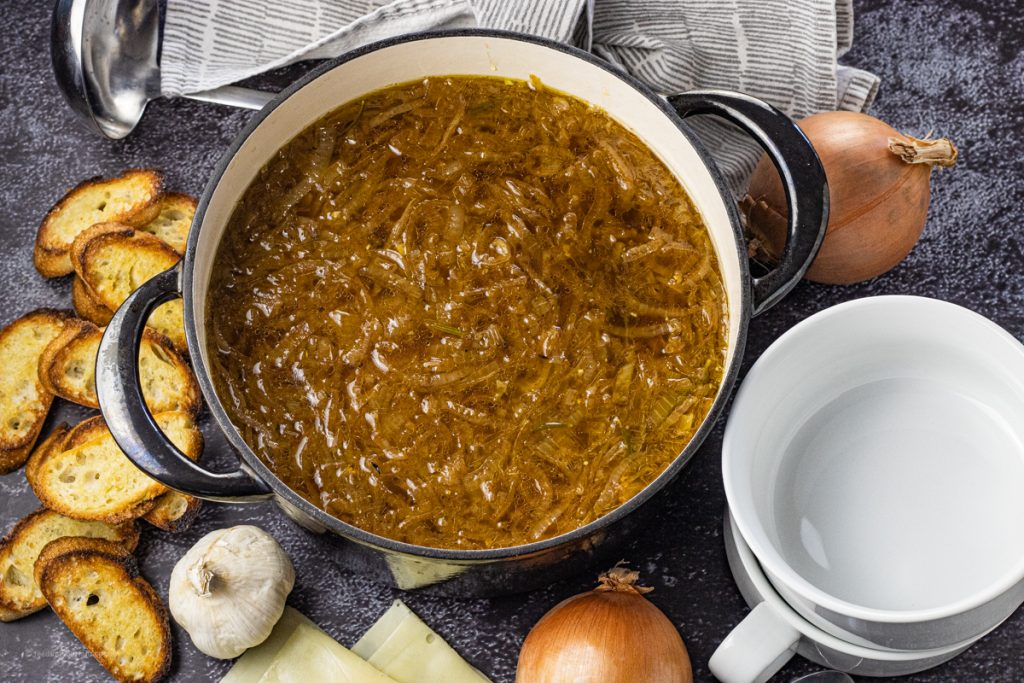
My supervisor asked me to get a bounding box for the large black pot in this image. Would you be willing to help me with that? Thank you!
[95,30,827,596]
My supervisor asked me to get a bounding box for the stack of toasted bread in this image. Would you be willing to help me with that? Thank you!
[36,170,194,350]
[1,170,203,683]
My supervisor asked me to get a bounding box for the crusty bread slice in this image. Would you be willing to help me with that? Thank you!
[35,170,162,277]
[137,329,200,413]
[38,319,200,415]
[60,415,108,451]
[0,509,138,621]
[72,276,114,326]
[23,425,70,492]
[138,193,196,254]
[0,309,70,474]
[0,600,21,621]
[69,222,135,277]
[23,423,69,493]
[138,408,202,532]
[142,491,202,533]
[35,537,171,683]
[37,318,96,401]
[72,226,185,351]
[57,417,203,533]
[28,411,203,524]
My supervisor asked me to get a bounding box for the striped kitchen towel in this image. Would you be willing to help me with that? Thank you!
[160,0,878,193]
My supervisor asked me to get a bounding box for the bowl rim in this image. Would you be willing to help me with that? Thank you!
[184,28,753,561]
[723,294,1024,623]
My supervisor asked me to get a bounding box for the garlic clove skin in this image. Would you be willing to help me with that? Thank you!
[169,525,296,659]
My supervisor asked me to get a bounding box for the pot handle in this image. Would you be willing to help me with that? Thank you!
[668,90,828,316]
[95,265,274,502]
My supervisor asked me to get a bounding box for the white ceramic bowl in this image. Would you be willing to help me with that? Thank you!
[722,295,1024,650]
[709,510,994,683]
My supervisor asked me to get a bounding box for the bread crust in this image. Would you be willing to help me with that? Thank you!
[0,442,36,477]
[139,404,203,532]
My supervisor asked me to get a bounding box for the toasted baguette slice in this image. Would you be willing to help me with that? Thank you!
[0,509,138,621]
[37,318,96,401]
[24,424,70,488]
[139,406,202,532]
[139,193,196,254]
[58,417,204,532]
[69,222,135,277]
[28,411,203,524]
[72,276,114,326]
[72,226,185,351]
[0,309,70,473]
[0,600,20,621]
[39,319,200,415]
[57,417,203,532]
[35,170,163,277]
[61,415,109,450]
[35,537,171,683]
[37,321,86,395]
[142,491,202,533]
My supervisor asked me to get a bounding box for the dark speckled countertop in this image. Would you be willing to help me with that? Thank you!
[2,0,1023,680]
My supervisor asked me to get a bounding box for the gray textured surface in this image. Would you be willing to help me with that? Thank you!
[1,0,1023,680]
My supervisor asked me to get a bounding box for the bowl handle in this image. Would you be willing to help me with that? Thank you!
[708,601,801,683]
[96,264,274,502]
[668,90,829,316]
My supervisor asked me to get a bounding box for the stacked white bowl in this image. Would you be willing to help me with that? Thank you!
[711,297,1024,682]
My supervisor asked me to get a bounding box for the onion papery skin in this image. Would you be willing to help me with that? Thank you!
[516,589,692,683]
[745,111,949,285]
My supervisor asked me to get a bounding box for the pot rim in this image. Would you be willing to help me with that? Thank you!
[183,28,753,562]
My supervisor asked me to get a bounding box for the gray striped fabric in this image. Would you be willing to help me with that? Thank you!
[160,0,878,193]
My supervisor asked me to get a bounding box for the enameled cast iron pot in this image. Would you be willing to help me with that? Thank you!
[95,30,828,596]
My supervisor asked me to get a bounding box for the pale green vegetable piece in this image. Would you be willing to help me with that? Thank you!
[258,622,399,683]
[352,600,491,683]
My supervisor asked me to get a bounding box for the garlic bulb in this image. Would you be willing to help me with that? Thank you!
[169,525,295,659]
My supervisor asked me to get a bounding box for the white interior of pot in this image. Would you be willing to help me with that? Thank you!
[191,35,744,375]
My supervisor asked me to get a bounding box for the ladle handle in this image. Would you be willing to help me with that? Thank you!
[669,90,829,316]
[96,265,274,502]
[184,85,276,110]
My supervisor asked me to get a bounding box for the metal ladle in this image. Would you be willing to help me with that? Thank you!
[52,0,275,139]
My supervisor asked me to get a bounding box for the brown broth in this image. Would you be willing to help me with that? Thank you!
[207,76,728,549]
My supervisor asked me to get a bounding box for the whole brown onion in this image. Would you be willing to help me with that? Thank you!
[516,566,692,683]
[743,111,958,285]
